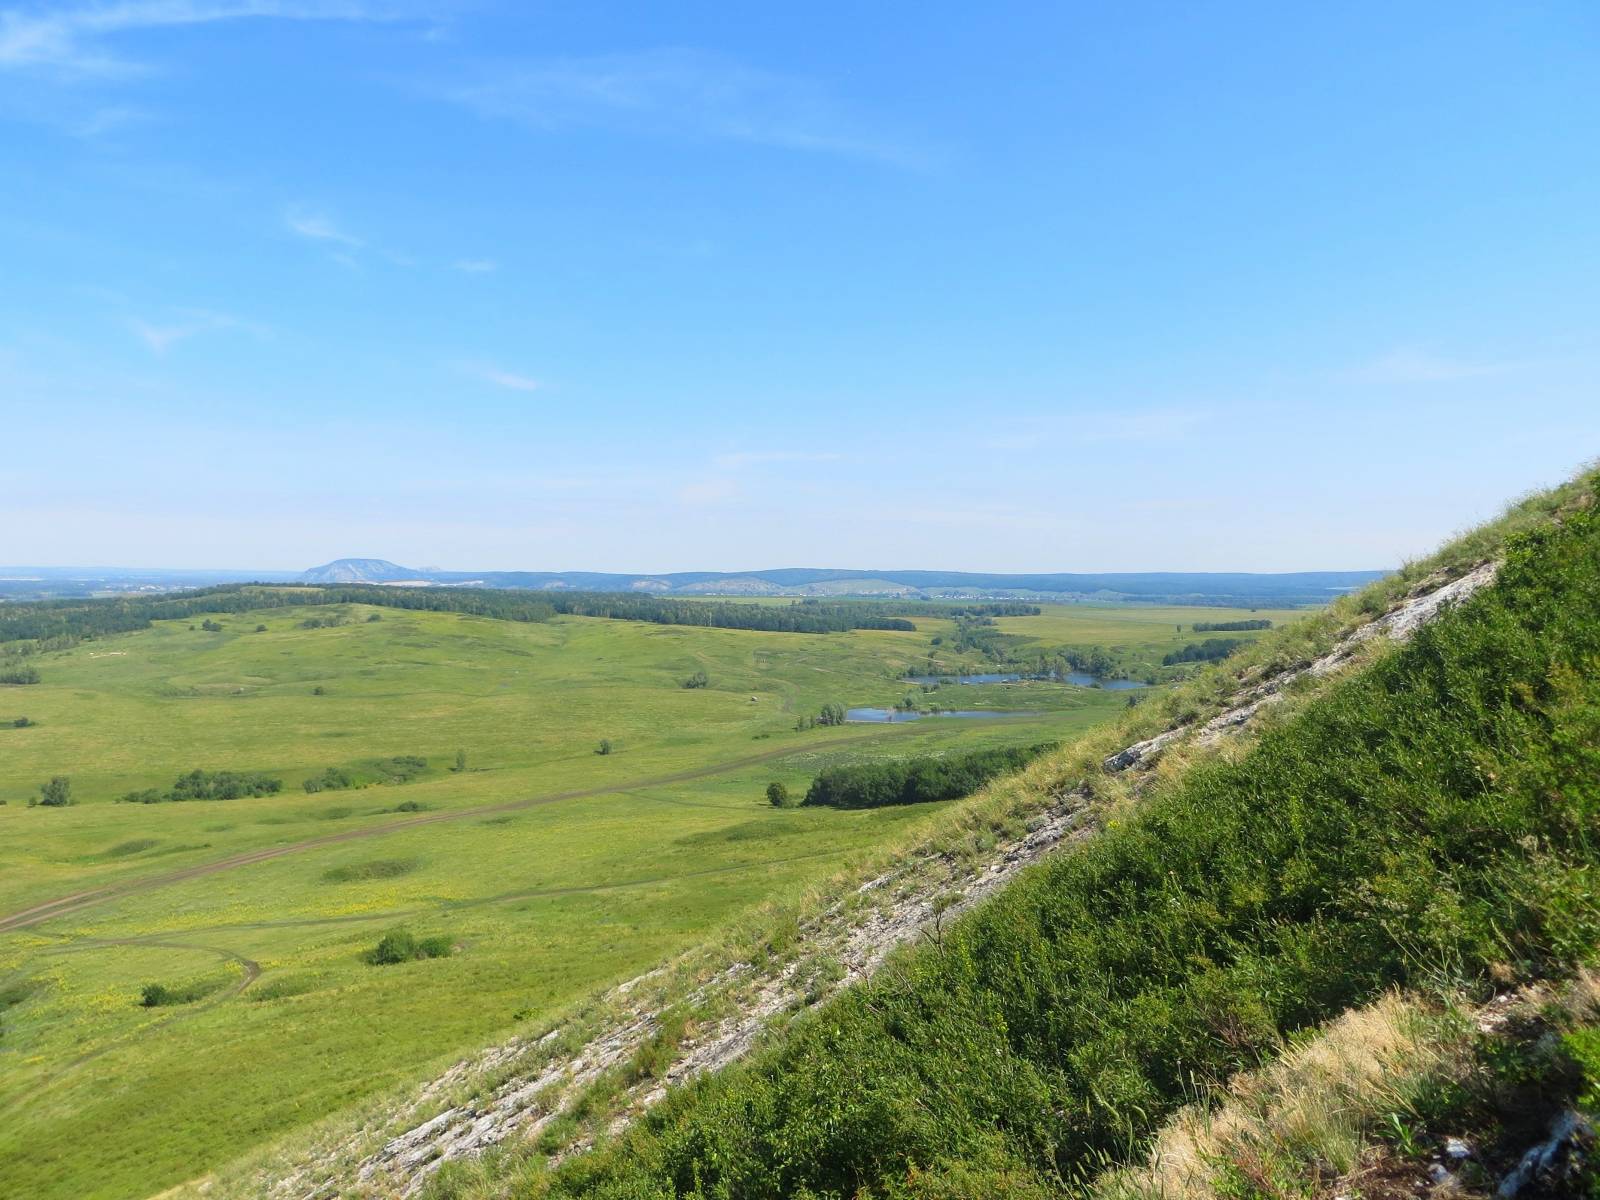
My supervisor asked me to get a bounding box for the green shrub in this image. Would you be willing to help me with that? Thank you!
[37,776,71,807]
[365,929,453,965]
[766,781,792,808]
[139,977,225,1007]
[322,858,418,884]
[0,666,40,685]
[303,766,356,793]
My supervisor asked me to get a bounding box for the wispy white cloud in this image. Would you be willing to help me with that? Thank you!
[440,48,934,168]
[713,449,843,469]
[127,307,266,354]
[677,477,739,506]
[71,104,148,136]
[285,207,364,247]
[1351,347,1529,385]
[452,258,497,273]
[980,406,1211,452]
[0,2,413,77]
[463,363,540,392]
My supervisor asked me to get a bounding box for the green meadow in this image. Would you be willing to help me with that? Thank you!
[0,599,1287,1200]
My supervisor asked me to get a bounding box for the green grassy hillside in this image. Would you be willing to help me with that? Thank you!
[445,479,1600,1199]
[0,597,1280,1199]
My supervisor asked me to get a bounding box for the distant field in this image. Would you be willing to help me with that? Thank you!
[0,600,1290,1199]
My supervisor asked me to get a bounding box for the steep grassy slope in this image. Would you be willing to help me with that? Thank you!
[465,484,1600,1199]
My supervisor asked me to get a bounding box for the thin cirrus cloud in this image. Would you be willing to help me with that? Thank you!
[128,308,266,354]
[463,363,540,392]
[980,406,1213,452]
[439,48,934,169]
[713,450,844,469]
[1351,348,1531,385]
[285,207,364,247]
[0,1,417,76]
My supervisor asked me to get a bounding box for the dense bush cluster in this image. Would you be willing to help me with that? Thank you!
[365,930,453,965]
[1162,635,1247,665]
[303,767,355,793]
[801,743,1056,810]
[0,666,40,685]
[119,769,281,804]
[139,978,225,1008]
[536,502,1600,1199]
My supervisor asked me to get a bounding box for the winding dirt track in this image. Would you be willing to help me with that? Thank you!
[0,734,886,935]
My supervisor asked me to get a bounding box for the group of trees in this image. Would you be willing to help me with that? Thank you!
[801,743,1055,810]
[199,619,224,632]
[795,702,848,731]
[34,776,72,807]
[1190,618,1272,632]
[303,766,356,793]
[1162,636,1248,666]
[0,666,40,685]
[119,769,282,804]
[365,929,453,965]
[682,670,710,689]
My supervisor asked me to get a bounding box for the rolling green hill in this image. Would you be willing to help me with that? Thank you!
[0,593,1292,1199]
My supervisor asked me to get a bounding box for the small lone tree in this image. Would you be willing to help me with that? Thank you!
[682,670,709,689]
[38,776,72,807]
[454,748,468,773]
[766,781,791,808]
[596,738,613,756]
[255,624,268,633]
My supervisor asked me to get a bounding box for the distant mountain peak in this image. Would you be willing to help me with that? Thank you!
[301,558,417,584]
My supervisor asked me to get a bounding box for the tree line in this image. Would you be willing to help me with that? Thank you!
[1162,636,1248,665]
[0,583,995,648]
[118,769,282,804]
[800,742,1056,810]
[1190,618,1272,632]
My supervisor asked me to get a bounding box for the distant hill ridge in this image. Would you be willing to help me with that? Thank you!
[299,557,1386,606]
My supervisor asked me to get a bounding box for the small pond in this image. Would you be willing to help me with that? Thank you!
[906,671,1147,691]
[845,707,1041,724]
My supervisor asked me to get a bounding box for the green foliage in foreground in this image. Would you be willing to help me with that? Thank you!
[802,743,1056,810]
[118,769,282,804]
[365,929,454,965]
[536,505,1600,1199]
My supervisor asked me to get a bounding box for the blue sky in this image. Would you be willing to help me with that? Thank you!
[2,1,1597,572]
